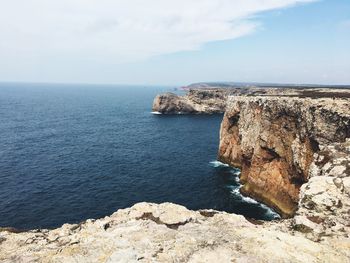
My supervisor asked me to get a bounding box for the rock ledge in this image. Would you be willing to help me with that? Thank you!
[1,202,349,262]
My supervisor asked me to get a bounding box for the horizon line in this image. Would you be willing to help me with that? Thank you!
[0,80,349,88]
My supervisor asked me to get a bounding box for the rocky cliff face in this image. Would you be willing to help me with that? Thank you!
[1,202,350,262]
[218,96,350,219]
[152,85,350,114]
[152,89,229,114]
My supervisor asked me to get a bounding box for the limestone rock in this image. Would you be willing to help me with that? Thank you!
[296,174,350,239]
[218,96,350,218]
[1,202,349,262]
[152,89,228,114]
[152,93,197,114]
[152,85,350,115]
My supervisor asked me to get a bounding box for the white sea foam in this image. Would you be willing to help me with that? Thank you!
[210,159,280,219]
[209,160,229,168]
[230,186,280,218]
[230,186,258,204]
[233,176,240,183]
[241,195,259,204]
[230,187,241,195]
[260,203,281,219]
[151,111,162,115]
[229,169,241,176]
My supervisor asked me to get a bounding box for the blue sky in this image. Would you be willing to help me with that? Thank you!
[0,0,349,85]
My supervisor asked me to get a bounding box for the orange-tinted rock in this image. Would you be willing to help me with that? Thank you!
[219,96,350,217]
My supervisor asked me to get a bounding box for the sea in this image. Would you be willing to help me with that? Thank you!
[0,83,279,230]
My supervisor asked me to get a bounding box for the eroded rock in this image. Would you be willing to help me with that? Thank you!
[218,96,350,218]
[152,89,228,114]
[1,202,349,262]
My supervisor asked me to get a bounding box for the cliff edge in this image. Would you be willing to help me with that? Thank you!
[218,96,350,218]
[1,203,349,262]
[152,85,350,114]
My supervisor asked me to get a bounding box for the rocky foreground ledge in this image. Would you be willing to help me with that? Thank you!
[1,202,350,262]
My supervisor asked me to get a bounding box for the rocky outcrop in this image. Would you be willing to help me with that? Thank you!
[1,202,350,262]
[152,89,229,114]
[152,85,350,114]
[218,96,350,219]
[293,139,350,240]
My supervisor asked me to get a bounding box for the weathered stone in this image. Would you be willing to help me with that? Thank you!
[1,203,349,262]
[218,96,350,218]
[152,89,228,114]
[152,85,350,115]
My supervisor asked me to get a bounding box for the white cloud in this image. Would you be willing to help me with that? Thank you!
[0,0,315,64]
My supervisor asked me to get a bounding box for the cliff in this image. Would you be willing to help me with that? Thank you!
[152,89,229,114]
[152,84,350,242]
[1,203,350,262]
[152,85,350,114]
[218,95,350,225]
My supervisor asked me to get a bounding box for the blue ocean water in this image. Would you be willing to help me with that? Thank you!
[0,83,278,230]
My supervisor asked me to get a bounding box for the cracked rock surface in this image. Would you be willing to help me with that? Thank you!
[1,202,350,262]
[295,139,350,240]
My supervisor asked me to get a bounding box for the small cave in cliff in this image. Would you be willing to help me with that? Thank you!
[260,146,281,161]
[309,137,320,152]
[290,175,307,187]
[228,114,240,126]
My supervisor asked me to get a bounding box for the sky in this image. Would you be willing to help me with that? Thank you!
[0,0,349,85]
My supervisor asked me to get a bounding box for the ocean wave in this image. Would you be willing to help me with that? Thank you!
[210,159,280,219]
[209,160,229,168]
[151,111,162,115]
[260,203,281,219]
[233,176,240,183]
[241,195,259,204]
[225,184,237,191]
[230,186,280,218]
[230,187,240,195]
[230,187,258,204]
[229,169,241,176]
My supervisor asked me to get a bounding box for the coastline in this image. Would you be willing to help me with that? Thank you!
[1,84,349,262]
